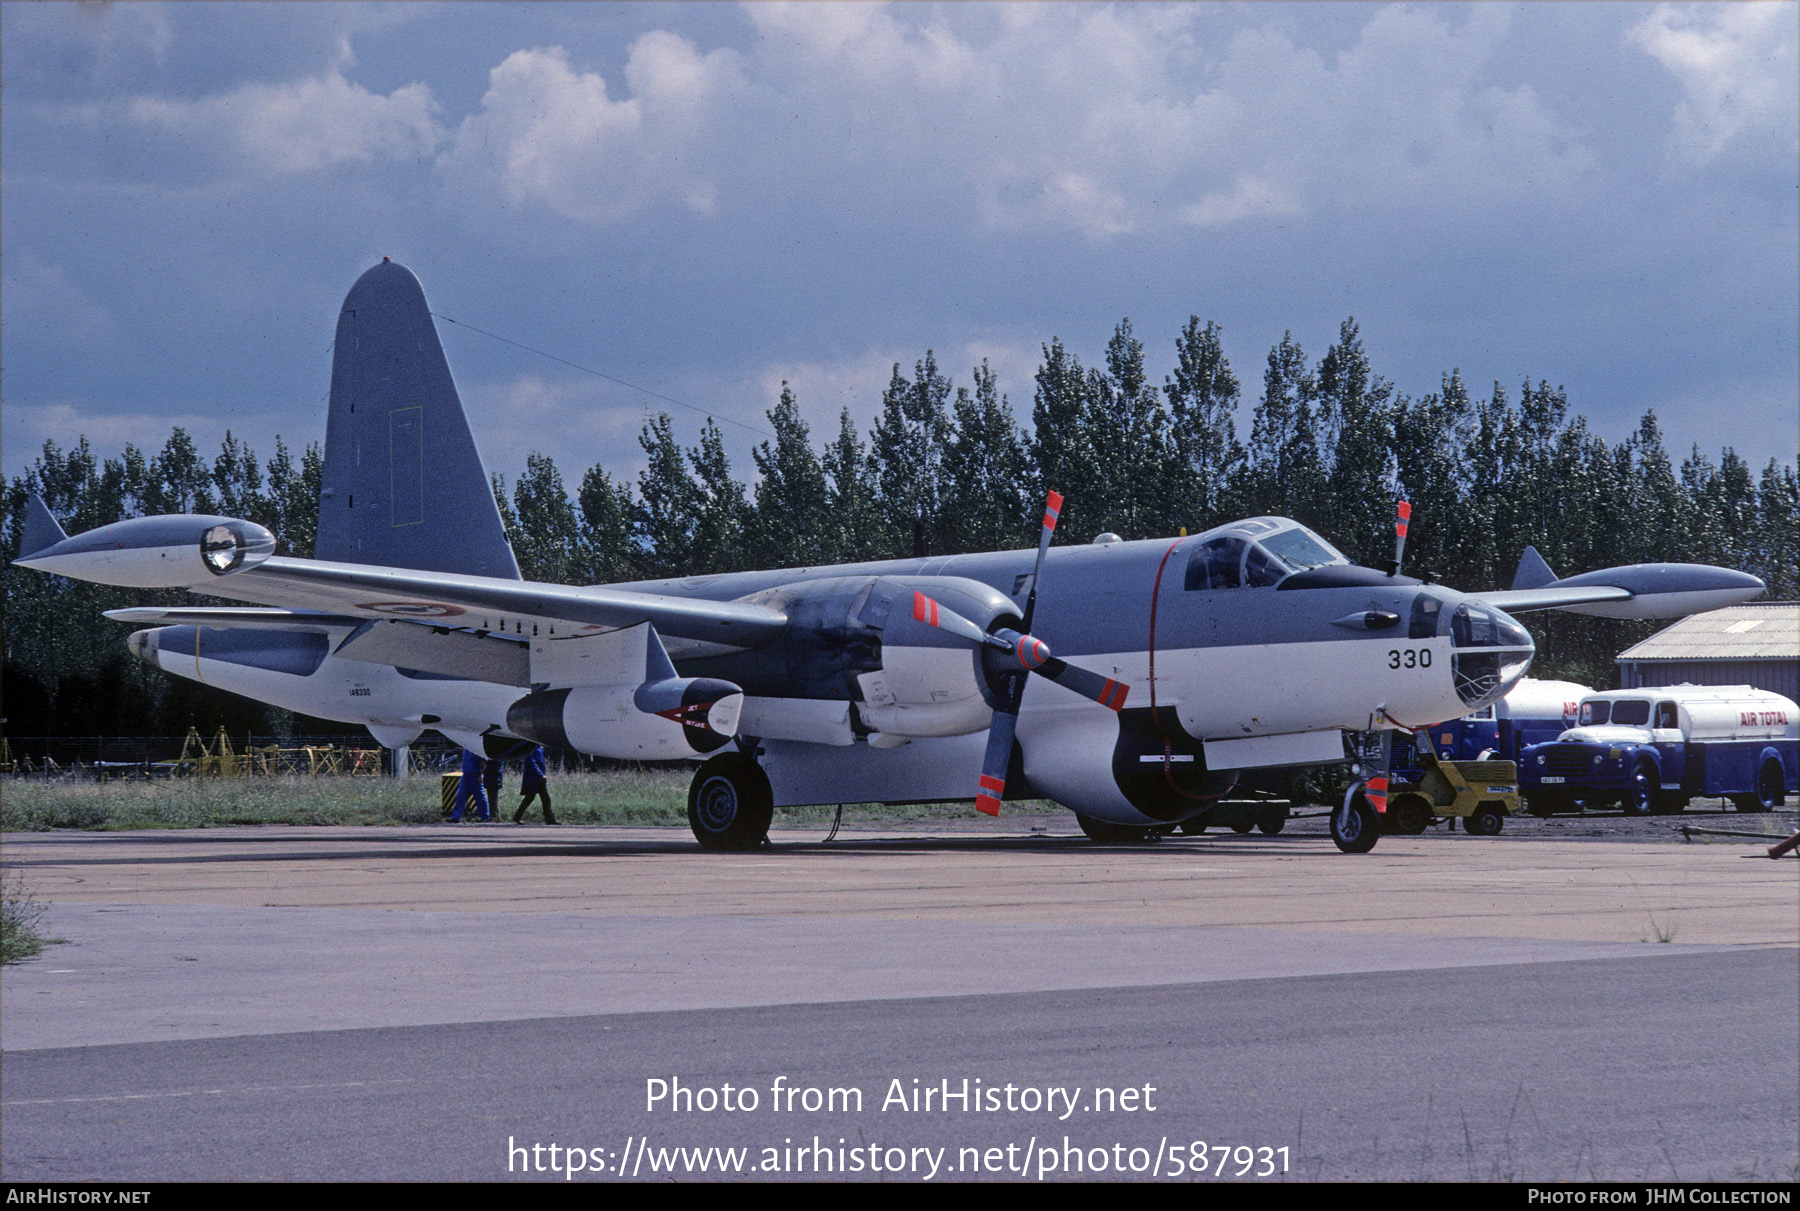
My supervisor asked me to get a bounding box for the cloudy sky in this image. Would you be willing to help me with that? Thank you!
[4,2,1796,506]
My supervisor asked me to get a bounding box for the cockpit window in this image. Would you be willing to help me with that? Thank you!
[1244,544,1286,587]
[1579,701,1611,726]
[1184,537,1245,591]
[1611,700,1651,726]
[1260,528,1343,572]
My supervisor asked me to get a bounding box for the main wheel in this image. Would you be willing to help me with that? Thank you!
[1177,817,1209,835]
[1735,760,1784,812]
[1331,786,1380,854]
[1077,814,1151,842]
[1622,762,1656,816]
[1229,819,1255,834]
[1466,803,1505,836]
[1256,806,1287,836]
[687,752,774,851]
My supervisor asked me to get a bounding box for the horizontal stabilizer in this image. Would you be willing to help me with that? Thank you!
[20,494,68,559]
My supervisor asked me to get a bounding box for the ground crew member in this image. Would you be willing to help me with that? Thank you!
[451,748,492,822]
[514,746,556,824]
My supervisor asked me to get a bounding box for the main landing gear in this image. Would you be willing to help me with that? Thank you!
[687,751,773,850]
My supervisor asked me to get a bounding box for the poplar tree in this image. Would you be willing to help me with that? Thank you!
[750,384,831,569]
[1164,318,1242,533]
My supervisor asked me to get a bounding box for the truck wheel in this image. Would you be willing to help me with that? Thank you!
[1387,795,1430,836]
[1737,760,1784,812]
[1466,803,1505,836]
[1526,792,1565,818]
[1331,787,1380,854]
[1622,763,1656,816]
[687,752,774,851]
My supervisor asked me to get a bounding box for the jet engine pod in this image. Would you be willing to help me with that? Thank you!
[506,679,743,759]
[14,514,275,588]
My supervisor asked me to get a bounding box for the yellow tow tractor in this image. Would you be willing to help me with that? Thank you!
[1384,740,1522,836]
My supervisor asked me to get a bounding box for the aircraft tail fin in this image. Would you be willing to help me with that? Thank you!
[314,259,521,580]
[20,493,69,558]
[1510,545,1557,591]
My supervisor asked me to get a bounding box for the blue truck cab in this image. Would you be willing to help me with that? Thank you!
[1518,685,1798,816]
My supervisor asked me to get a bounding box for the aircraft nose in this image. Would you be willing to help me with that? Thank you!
[127,629,157,663]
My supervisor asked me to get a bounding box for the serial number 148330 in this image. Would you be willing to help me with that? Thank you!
[1387,648,1432,669]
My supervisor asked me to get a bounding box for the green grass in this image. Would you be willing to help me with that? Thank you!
[1,869,53,964]
[1,769,1064,832]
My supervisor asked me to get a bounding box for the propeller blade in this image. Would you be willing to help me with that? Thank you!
[910,590,991,647]
[975,703,1018,816]
[1365,728,1393,817]
[1037,657,1130,711]
[1020,490,1062,632]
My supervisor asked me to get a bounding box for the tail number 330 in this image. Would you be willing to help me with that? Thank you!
[1388,648,1432,669]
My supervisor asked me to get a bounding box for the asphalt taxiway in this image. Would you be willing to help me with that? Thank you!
[2,822,1795,1182]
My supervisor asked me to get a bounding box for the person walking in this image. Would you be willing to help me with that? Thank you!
[451,747,492,822]
[513,746,556,824]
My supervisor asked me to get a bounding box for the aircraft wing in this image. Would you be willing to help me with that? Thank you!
[104,607,366,631]
[197,556,790,648]
[1467,585,1634,613]
[1470,561,1764,619]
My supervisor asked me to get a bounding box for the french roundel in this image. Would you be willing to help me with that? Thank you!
[356,601,466,617]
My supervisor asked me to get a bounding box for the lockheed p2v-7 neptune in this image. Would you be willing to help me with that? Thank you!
[15,261,1766,852]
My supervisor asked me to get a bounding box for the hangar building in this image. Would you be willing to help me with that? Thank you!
[1616,601,1799,702]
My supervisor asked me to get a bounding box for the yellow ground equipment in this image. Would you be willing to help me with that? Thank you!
[1385,751,1522,836]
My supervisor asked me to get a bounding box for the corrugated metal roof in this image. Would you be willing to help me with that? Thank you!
[1616,601,1799,661]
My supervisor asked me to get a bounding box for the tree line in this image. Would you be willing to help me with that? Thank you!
[5,316,1795,740]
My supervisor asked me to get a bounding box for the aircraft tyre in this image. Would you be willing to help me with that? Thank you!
[1466,803,1505,836]
[1256,806,1286,835]
[1622,762,1656,816]
[1229,820,1255,834]
[1177,817,1209,835]
[1077,814,1151,842]
[687,752,774,851]
[1330,787,1379,854]
[1735,760,1783,812]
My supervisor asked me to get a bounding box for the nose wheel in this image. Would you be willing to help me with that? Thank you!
[1331,783,1381,853]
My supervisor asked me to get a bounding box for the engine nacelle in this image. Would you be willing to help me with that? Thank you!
[506,678,743,759]
[14,514,275,588]
[692,575,1022,739]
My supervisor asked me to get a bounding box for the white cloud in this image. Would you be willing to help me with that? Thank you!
[423,4,1591,238]
[441,38,747,224]
[1629,2,1799,169]
[127,67,443,176]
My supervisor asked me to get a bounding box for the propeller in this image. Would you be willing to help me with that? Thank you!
[907,491,1129,815]
[1387,500,1411,577]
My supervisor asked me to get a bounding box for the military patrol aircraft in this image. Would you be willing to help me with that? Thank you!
[15,261,1766,852]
